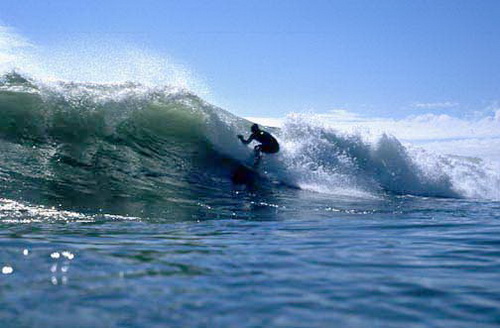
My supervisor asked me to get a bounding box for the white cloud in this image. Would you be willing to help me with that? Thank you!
[412,101,458,109]
[412,138,500,162]
[495,109,500,122]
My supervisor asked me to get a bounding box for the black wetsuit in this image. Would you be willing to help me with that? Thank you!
[248,130,280,154]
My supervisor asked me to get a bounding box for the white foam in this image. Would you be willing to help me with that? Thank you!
[254,113,500,200]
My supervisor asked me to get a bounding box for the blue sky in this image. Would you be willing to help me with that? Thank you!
[2,0,500,118]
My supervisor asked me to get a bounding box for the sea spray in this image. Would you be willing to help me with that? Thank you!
[276,113,500,199]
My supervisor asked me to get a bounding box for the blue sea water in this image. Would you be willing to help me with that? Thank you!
[1,72,500,327]
[2,193,500,327]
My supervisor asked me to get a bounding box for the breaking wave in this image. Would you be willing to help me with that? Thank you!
[1,71,499,214]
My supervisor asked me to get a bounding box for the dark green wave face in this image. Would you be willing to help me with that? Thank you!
[0,72,255,217]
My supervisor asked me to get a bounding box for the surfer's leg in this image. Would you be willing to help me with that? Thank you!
[253,145,262,167]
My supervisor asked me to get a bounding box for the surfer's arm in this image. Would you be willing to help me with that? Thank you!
[238,134,255,145]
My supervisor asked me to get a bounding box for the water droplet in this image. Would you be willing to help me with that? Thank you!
[50,252,60,259]
[23,249,29,256]
[2,266,13,275]
[61,251,74,260]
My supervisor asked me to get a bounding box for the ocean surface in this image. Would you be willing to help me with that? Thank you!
[1,72,500,327]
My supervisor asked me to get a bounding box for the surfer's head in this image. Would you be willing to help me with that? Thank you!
[251,123,259,133]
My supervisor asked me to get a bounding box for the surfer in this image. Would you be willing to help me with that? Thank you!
[238,123,280,166]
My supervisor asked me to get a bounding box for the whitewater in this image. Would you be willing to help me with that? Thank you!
[1,28,500,328]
